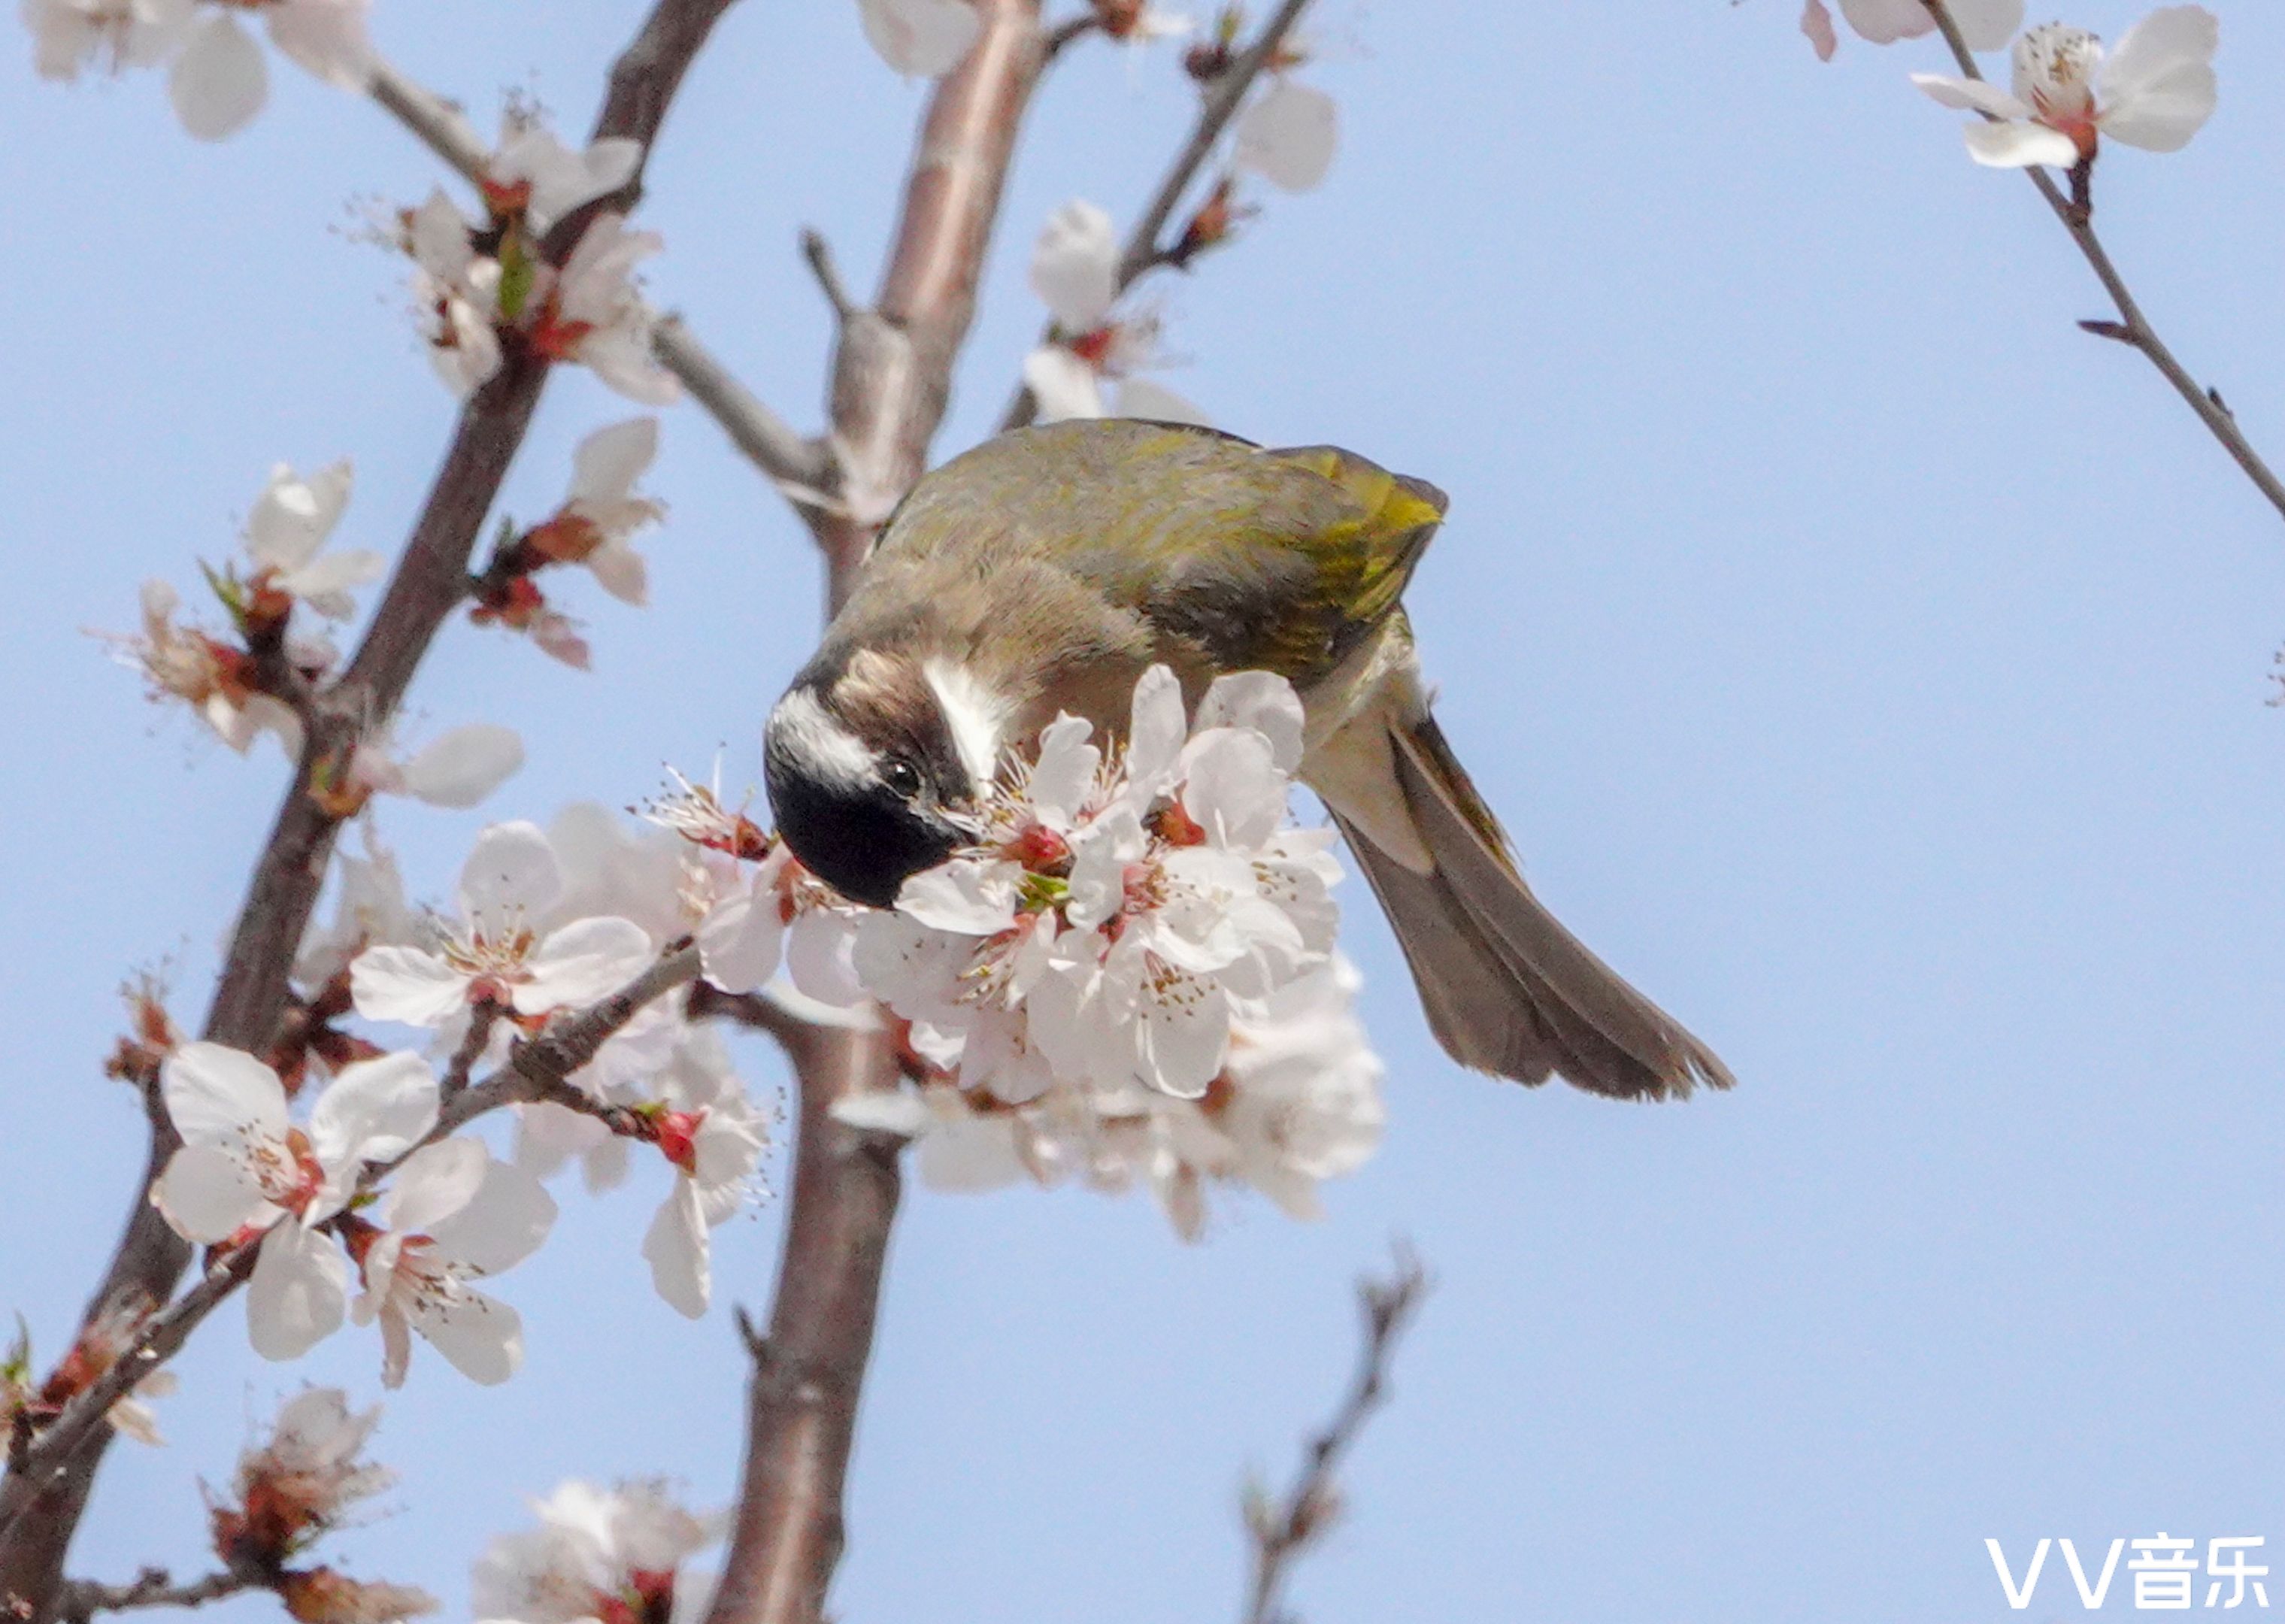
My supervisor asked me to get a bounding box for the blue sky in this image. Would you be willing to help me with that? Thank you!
[6,2,2285,1621]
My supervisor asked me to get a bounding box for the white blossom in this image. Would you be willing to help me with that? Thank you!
[223,1386,395,1546]
[349,1137,555,1387]
[641,1026,768,1318]
[402,188,505,398]
[150,1043,438,1361]
[1022,200,1207,425]
[525,418,664,606]
[538,214,679,405]
[1913,8,2218,166]
[472,1479,718,1624]
[111,579,302,756]
[485,122,643,234]
[244,459,382,620]
[856,0,978,77]
[1235,78,1338,192]
[836,958,1381,1238]
[350,822,653,1031]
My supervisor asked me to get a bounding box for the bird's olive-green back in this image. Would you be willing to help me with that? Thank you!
[848,420,1448,695]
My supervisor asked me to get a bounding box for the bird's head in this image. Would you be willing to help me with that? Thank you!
[763,647,1006,908]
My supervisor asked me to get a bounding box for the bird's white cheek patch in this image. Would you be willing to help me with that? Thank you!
[768,689,876,792]
[922,659,1010,790]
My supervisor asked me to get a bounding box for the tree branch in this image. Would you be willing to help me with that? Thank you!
[0,10,740,1616]
[704,15,1050,1622]
[1240,1248,1429,1624]
[1920,0,2285,525]
[653,317,835,495]
[56,1568,250,1624]
[1000,0,1315,431]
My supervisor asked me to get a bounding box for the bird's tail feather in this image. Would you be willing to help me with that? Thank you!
[1331,714,1733,1101]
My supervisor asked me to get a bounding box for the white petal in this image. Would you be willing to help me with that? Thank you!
[1029,199,1119,329]
[2099,7,2218,152]
[570,417,659,503]
[1020,346,1106,423]
[246,459,353,570]
[265,0,374,88]
[1835,0,1934,44]
[858,0,980,77]
[1135,978,1230,1098]
[308,1050,441,1180]
[785,911,868,1007]
[169,12,268,140]
[151,1145,278,1244]
[1196,671,1305,771]
[400,724,526,808]
[410,1288,523,1384]
[514,916,656,1013]
[247,1220,348,1361]
[642,1181,711,1318]
[381,1137,489,1235]
[577,326,682,406]
[896,859,1020,935]
[459,821,565,934]
[1111,377,1209,426]
[1801,0,1838,60]
[696,891,784,995]
[1235,80,1338,192]
[350,946,472,1029]
[586,541,650,606]
[916,1110,1027,1191]
[161,1042,289,1149]
[1909,72,2031,118]
[1126,664,1189,795]
[1962,119,2081,166]
[430,1159,557,1274]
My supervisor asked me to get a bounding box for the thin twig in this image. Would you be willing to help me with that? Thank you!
[1000,0,1315,430]
[1240,1247,1430,1624]
[799,230,857,324]
[653,317,835,494]
[1920,0,2285,524]
[440,1002,500,1099]
[56,1568,250,1623]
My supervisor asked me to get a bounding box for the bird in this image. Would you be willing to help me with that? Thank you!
[763,418,1732,1100]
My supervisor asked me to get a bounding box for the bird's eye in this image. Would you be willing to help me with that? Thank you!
[882,759,923,798]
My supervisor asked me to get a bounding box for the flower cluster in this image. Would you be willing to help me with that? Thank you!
[1912,6,2218,168]
[345,814,773,1318]
[149,1040,556,1386]
[856,665,1341,1101]
[103,457,527,795]
[471,1480,720,1624]
[394,118,678,405]
[843,956,1384,1240]
[22,0,373,140]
